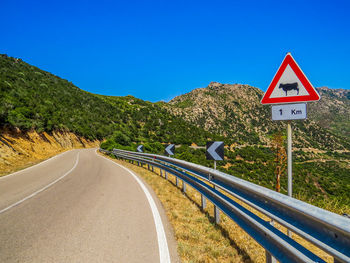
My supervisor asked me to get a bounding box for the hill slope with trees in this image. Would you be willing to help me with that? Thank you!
[165,81,350,150]
[0,54,216,145]
[1,54,349,211]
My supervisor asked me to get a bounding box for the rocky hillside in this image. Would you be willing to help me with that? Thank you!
[165,82,350,150]
[1,54,349,206]
[309,87,350,139]
[164,82,350,206]
[2,54,348,151]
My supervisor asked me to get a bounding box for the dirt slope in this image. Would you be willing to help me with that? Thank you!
[0,129,99,176]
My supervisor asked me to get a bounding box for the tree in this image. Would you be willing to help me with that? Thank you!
[113,131,131,146]
[271,132,287,192]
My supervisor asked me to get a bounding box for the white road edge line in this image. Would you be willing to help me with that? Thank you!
[0,152,80,215]
[0,149,74,180]
[96,150,171,263]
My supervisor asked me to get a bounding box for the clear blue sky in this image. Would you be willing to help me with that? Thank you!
[1,0,349,102]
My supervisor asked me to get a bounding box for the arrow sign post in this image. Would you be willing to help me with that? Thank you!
[206,141,224,161]
[164,144,175,156]
[163,144,175,181]
[137,145,144,153]
[136,145,144,167]
[206,141,224,224]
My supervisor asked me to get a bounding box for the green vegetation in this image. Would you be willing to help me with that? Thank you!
[308,88,350,139]
[0,54,217,144]
[127,143,350,211]
[106,139,350,210]
[1,54,349,213]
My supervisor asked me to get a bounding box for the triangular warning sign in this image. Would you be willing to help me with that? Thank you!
[261,53,320,104]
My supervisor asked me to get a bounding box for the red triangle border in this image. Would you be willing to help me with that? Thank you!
[261,54,320,104]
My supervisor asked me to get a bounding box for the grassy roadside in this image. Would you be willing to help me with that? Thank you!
[104,155,263,262]
[102,154,337,263]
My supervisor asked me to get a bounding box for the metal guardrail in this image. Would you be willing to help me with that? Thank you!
[101,148,350,263]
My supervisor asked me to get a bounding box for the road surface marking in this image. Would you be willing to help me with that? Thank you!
[0,152,80,214]
[97,151,171,263]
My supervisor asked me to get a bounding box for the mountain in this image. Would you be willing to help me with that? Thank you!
[1,54,349,209]
[309,87,350,139]
[163,82,350,207]
[2,54,348,151]
[165,82,350,150]
[0,54,216,145]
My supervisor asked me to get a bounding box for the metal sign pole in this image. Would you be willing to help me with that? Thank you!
[214,160,220,224]
[182,172,186,193]
[287,121,292,197]
[173,153,179,187]
[287,121,292,237]
[165,154,169,180]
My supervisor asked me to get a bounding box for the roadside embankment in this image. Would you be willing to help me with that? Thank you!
[100,153,336,263]
[0,129,99,176]
[99,153,262,262]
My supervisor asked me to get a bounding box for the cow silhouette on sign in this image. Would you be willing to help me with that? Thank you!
[279,82,299,96]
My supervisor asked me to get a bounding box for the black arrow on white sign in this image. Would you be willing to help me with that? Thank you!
[206,141,224,161]
[137,145,144,153]
[165,144,175,156]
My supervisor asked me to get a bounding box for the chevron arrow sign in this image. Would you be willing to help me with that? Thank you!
[137,145,144,153]
[165,144,175,156]
[206,141,224,161]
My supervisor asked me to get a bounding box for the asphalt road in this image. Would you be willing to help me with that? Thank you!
[0,149,178,263]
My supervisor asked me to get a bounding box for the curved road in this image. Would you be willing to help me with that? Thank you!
[0,149,178,262]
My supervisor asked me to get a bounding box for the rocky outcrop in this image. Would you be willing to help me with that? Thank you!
[164,82,350,150]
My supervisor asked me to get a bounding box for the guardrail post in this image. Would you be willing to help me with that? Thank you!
[147,164,150,170]
[201,195,206,210]
[265,221,277,263]
[214,206,220,224]
[160,169,163,177]
[214,185,220,224]
[265,251,277,263]
[165,171,168,180]
[181,169,186,193]
[176,177,179,187]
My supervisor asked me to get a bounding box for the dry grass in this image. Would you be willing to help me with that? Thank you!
[113,159,264,263]
[107,157,339,263]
